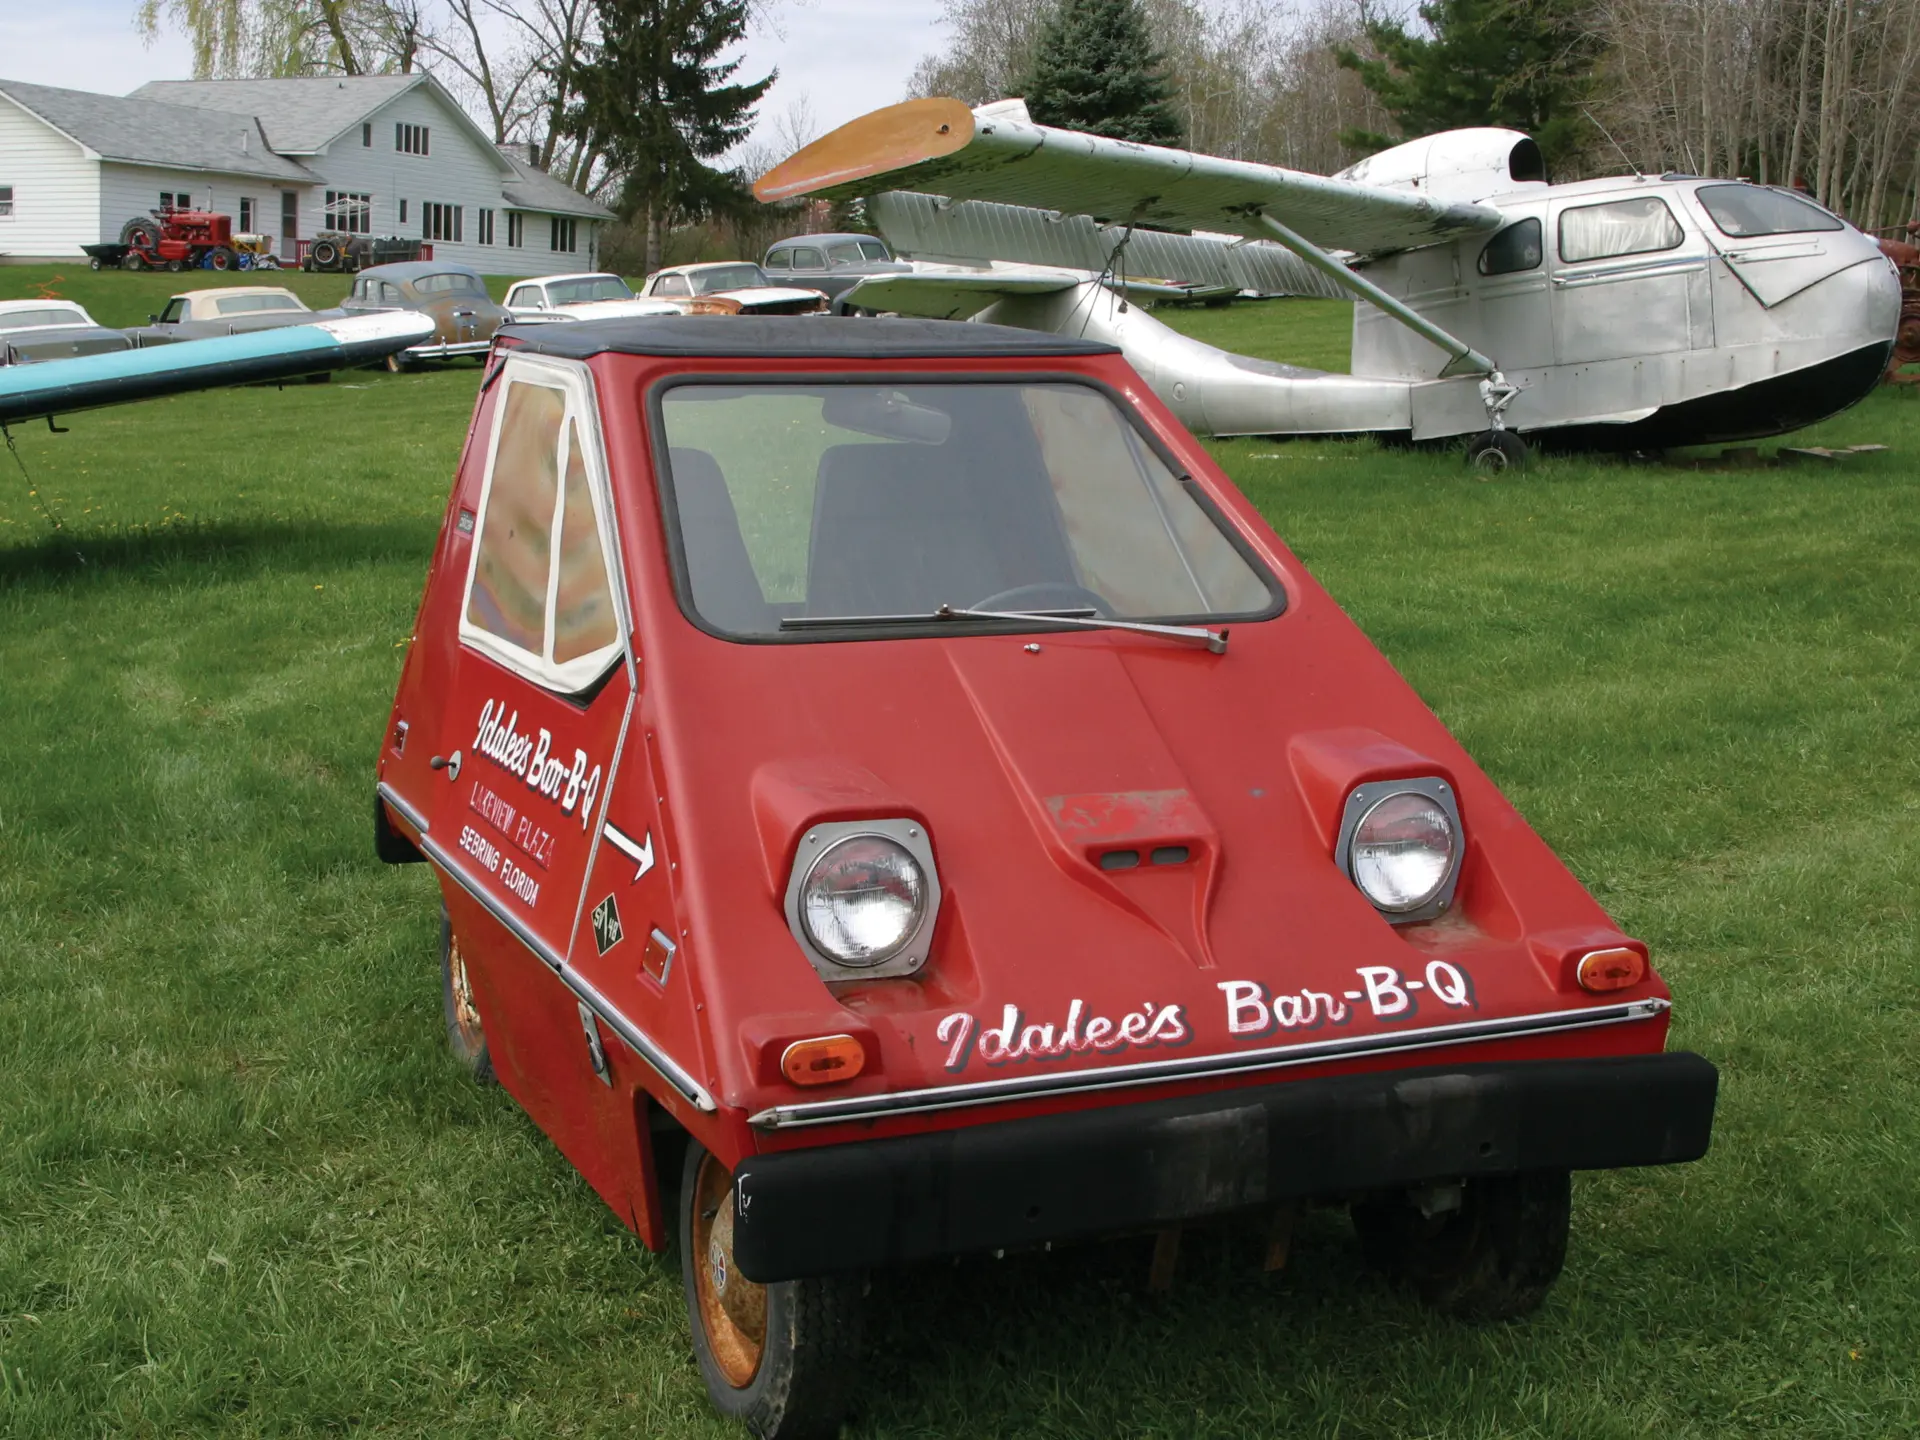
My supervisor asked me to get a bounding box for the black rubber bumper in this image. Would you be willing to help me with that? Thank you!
[731,1052,1718,1283]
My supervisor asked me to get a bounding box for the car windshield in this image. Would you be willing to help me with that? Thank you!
[658,381,1275,638]
[689,264,767,294]
[413,272,486,295]
[547,275,635,305]
[0,308,84,330]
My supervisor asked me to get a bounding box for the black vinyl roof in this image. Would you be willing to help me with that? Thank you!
[499,315,1120,361]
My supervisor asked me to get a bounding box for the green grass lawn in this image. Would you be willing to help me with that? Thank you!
[2,267,1917,1437]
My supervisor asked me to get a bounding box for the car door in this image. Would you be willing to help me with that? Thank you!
[1469,211,1554,370]
[1550,193,1711,364]
[425,353,651,1202]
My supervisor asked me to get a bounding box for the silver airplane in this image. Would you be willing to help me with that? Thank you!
[756,98,1903,465]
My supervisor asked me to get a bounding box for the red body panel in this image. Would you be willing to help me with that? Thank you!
[378,344,1674,1247]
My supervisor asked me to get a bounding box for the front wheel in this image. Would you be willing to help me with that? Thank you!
[680,1141,864,1439]
[440,907,494,1083]
[1352,1169,1570,1321]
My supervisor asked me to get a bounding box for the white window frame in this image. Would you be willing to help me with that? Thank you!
[458,353,627,693]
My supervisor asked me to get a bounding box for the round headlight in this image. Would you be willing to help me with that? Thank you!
[1350,791,1456,913]
[799,834,927,967]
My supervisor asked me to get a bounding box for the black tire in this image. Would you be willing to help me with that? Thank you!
[680,1140,864,1439]
[1464,429,1529,472]
[1352,1169,1571,1322]
[119,216,158,248]
[439,907,495,1083]
[89,256,103,271]
[165,258,186,273]
[122,252,145,271]
[206,246,235,271]
[311,239,341,270]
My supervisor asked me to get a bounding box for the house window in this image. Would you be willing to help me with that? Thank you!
[395,123,429,156]
[550,216,576,252]
[324,191,372,234]
[0,186,13,220]
[362,122,372,147]
[477,208,495,245]
[423,202,462,242]
[399,199,408,224]
[238,197,254,231]
[506,212,524,248]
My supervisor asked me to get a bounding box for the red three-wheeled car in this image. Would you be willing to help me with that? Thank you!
[374,317,1716,1438]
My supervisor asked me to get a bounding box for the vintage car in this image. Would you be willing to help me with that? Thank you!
[502,271,683,324]
[0,298,131,365]
[762,231,911,309]
[339,261,510,368]
[638,261,828,316]
[373,317,1717,1438]
[124,286,345,346]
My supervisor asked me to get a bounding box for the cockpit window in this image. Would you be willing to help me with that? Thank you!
[1558,197,1684,263]
[657,382,1276,639]
[1696,184,1843,237]
[1478,217,1543,275]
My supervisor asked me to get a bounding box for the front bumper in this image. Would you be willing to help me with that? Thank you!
[405,338,494,359]
[731,1052,1717,1282]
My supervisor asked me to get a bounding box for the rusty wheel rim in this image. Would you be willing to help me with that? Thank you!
[448,933,484,1054]
[690,1150,767,1388]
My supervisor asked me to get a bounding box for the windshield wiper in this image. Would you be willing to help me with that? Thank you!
[780,606,1227,654]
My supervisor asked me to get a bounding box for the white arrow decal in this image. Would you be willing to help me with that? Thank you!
[604,823,655,883]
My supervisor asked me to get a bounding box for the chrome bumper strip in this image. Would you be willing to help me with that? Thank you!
[376,780,430,836]
[748,998,1672,1130]
[419,833,716,1113]
[405,339,494,358]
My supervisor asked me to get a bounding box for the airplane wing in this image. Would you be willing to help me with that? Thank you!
[868,192,1347,299]
[0,312,435,427]
[843,265,1239,321]
[755,97,1502,256]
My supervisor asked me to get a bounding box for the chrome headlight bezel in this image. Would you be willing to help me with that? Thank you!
[1335,777,1463,923]
[782,817,941,980]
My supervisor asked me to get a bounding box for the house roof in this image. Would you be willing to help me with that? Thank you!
[498,148,616,221]
[133,75,429,155]
[0,78,312,183]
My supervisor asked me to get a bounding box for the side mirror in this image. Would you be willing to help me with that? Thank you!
[147,314,157,323]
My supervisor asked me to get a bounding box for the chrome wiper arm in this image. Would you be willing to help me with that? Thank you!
[934,604,1228,654]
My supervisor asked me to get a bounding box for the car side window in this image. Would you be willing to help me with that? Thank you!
[654,274,692,297]
[462,367,623,689]
[791,246,825,270]
[1558,197,1684,264]
[506,287,533,308]
[553,418,619,663]
[765,249,789,270]
[160,299,187,323]
[1478,217,1543,275]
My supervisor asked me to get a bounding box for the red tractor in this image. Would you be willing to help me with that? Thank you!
[116,206,241,273]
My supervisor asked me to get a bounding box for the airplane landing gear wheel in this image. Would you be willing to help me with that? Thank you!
[681,1141,864,1439]
[1465,429,1528,472]
[440,907,494,1083]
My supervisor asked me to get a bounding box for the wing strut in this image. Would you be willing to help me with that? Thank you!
[1254,214,1496,379]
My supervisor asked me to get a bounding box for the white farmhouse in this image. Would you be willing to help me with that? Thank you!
[0,74,612,276]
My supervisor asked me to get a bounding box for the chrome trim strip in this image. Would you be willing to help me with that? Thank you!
[421,835,716,1113]
[376,780,430,836]
[747,998,1671,1130]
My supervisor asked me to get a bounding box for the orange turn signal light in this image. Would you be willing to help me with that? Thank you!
[780,1035,866,1088]
[1576,946,1646,993]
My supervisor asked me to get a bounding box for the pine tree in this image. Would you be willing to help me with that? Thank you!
[1336,0,1597,170]
[573,0,773,270]
[1024,0,1183,147]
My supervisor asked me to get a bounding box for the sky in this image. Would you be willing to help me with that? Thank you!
[2,0,949,153]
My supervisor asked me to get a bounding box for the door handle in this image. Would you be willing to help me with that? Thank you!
[430,750,462,779]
